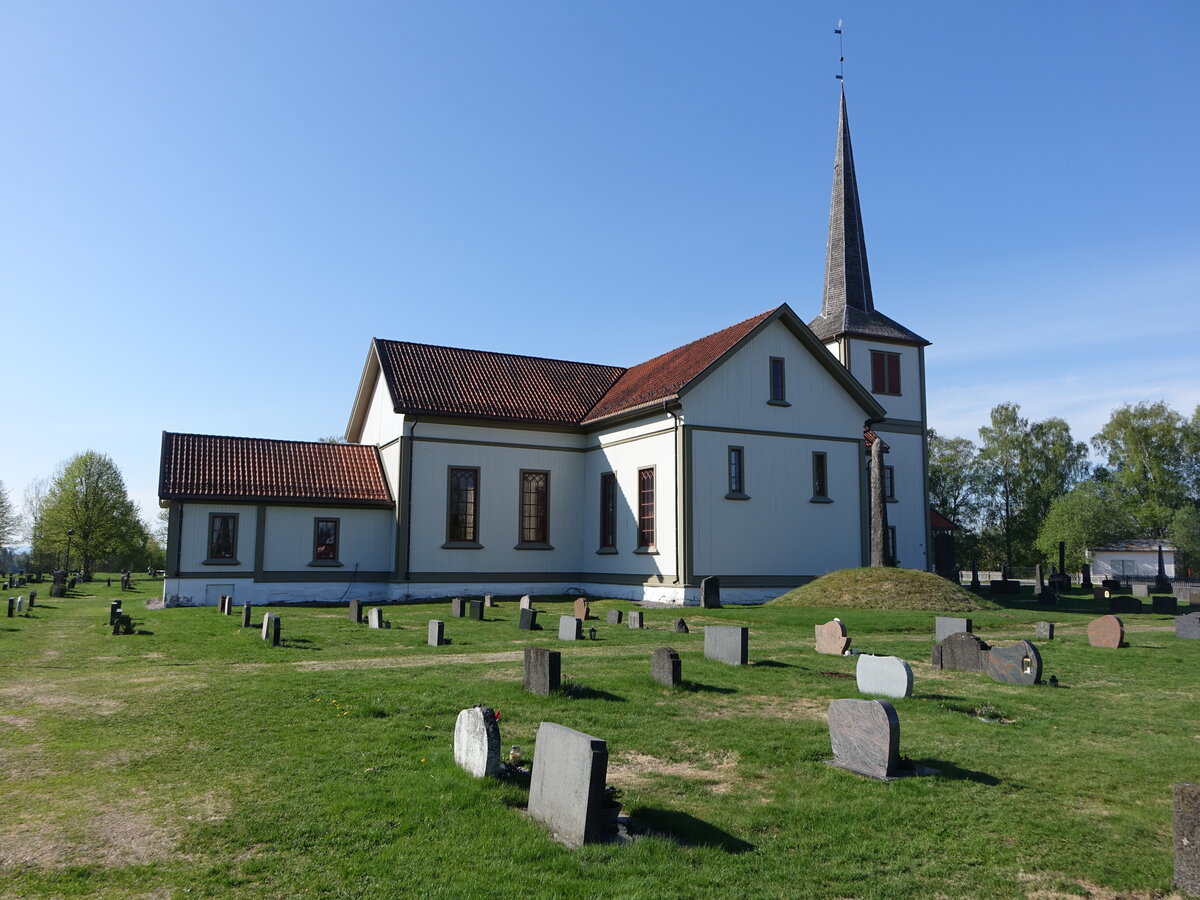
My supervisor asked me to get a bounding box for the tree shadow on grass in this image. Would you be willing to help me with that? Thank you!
[557,681,625,702]
[919,759,1000,785]
[679,681,737,694]
[282,639,322,652]
[750,660,797,669]
[132,630,155,636]
[630,807,756,853]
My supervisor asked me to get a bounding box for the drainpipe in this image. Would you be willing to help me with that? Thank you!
[404,416,418,582]
[666,401,681,585]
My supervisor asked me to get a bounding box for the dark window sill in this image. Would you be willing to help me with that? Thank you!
[766,399,791,407]
[725,492,751,501]
[202,558,242,566]
[633,547,659,555]
[874,390,902,397]
[595,547,618,555]
[441,541,484,550]
[514,542,555,551]
[886,498,898,504]
[809,497,834,504]
[308,559,344,567]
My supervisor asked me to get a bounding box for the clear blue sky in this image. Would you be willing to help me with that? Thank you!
[3,1,1198,523]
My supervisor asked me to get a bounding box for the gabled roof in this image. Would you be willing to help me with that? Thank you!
[159,432,393,506]
[930,508,959,531]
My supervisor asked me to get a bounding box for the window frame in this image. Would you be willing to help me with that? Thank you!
[598,471,618,553]
[768,357,790,406]
[810,451,832,503]
[443,466,483,549]
[871,350,902,396]
[635,466,657,552]
[516,469,552,549]
[883,464,896,501]
[886,525,898,564]
[726,445,749,500]
[204,513,240,565]
[309,516,342,566]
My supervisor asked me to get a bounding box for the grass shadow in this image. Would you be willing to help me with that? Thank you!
[919,759,1001,785]
[282,639,322,652]
[631,807,756,853]
[917,693,968,702]
[750,660,797,669]
[680,681,737,694]
[132,629,156,636]
[558,681,625,702]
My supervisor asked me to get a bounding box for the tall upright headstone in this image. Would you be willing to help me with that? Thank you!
[700,576,721,608]
[651,648,682,687]
[519,608,539,631]
[573,598,590,620]
[1154,544,1174,595]
[523,647,561,696]
[469,599,484,621]
[348,599,362,624]
[627,611,644,629]
[368,607,386,629]
[1080,563,1093,590]
[558,616,582,641]
[453,706,504,778]
[428,620,445,646]
[451,597,467,618]
[527,722,609,847]
[704,625,748,665]
[241,602,252,628]
[969,559,981,592]
[6,597,13,618]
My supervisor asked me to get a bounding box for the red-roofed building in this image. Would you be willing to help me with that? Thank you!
[159,88,930,607]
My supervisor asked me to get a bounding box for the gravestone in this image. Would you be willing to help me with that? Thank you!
[241,602,252,628]
[523,647,561,696]
[1034,621,1054,640]
[931,632,990,673]
[606,610,622,625]
[627,611,644,629]
[112,613,133,635]
[704,625,748,665]
[1175,612,1200,640]
[483,594,495,608]
[223,596,233,615]
[527,722,608,847]
[1080,563,1093,589]
[428,620,445,646]
[368,607,386,629]
[1153,596,1178,615]
[815,619,851,655]
[855,654,913,699]
[1174,782,1200,896]
[986,640,1042,685]
[651,647,681,687]
[520,595,533,610]
[969,559,981,592]
[1132,583,1149,598]
[1093,586,1112,603]
[6,597,12,618]
[573,598,590,620]
[453,706,504,778]
[262,614,280,646]
[1087,615,1124,649]
[109,601,122,625]
[469,599,484,621]
[15,597,23,614]
[28,591,36,607]
[700,576,721,609]
[826,699,906,780]
[1109,596,1142,615]
[935,617,972,642]
[990,579,1019,595]
[674,618,689,634]
[518,608,539,631]
[1035,564,1044,593]
[451,597,467,618]
[348,599,363,624]
[1176,584,1194,603]
[558,616,582,641]
[1154,544,1174,595]
[1101,578,1122,591]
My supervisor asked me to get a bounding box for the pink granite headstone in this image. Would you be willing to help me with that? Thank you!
[815,619,851,655]
[1087,615,1124,649]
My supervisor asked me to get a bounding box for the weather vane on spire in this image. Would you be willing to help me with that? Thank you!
[834,19,844,82]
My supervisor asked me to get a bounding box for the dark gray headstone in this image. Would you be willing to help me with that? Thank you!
[428,620,445,646]
[558,616,582,641]
[651,647,681,687]
[704,625,748,665]
[826,699,902,780]
[931,631,990,672]
[1109,595,1142,614]
[1080,563,1093,589]
[1176,612,1200,640]
[519,608,539,631]
[627,611,644,629]
[348,599,362,624]
[523,647,561,696]
[241,602,252,628]
[528,722,608,847]
[6,597,12,618]
[934,617,972,642]
[1175,782,1200,895]
[606,609,623,625]
[469,599,484,621]
[701,576,721,608]
[1034,621,1054,640]
[986,640,1042,685]
[27,591,36,607]
[1035,564,1044,592]
[1153,596,1178,615]
[454,706,503,778]
[451,597,467,618]
[673,617,689,634]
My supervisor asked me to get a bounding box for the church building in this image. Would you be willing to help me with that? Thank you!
[158,89,930,607]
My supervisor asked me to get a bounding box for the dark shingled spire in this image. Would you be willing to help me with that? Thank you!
[809,88,929,346]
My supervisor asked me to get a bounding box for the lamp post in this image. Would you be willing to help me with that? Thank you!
[64,529,75,576]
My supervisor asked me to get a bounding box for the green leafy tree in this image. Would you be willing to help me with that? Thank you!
[1170,505,1200,580]
[0,479,18,548]
[927,430,983,530]
[1092,401,1194,537]
[35,452,145,577]
[1036,480,1138,571]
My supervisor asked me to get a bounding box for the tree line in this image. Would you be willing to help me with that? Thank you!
[0,451,165,577]
[930,401,1200,576]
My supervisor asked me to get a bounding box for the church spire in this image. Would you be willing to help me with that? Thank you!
[822,87,874,318]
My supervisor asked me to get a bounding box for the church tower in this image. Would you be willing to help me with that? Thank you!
[808,87,932,570]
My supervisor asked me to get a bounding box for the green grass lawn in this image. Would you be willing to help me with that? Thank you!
[1,577,1196,899]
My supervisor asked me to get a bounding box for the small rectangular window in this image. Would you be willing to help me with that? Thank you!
[637,468,655,549]
[886,526,898,563]
[599,472,617,550]
[519,470,550,545]
[727,446,748,498]
[812,452,828,500]
[884,465,895,501]
[871,350,901,395]
[207,513,238,562]
[314,518,339,562]
[769,357,787,404]
[446,467,480,545]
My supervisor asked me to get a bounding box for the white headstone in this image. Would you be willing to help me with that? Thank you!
[856,654,914,699]
[16,597,24,613]
[453,706,504,778]
[520,595,533,610]
[368,607,384,629]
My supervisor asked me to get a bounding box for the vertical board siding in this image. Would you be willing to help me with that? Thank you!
[845,340,923,422]
[179,503,258,573]
[262,506,394,572]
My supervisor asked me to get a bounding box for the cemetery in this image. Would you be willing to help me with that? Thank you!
[0,572,1197,898]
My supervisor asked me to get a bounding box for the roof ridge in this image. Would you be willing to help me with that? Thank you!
[374,337,626,374]
[163,431,374,449]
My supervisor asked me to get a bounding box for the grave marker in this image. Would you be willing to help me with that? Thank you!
[704,625,748,665]
[701,576,721,609]
[428,620,445,646]
[520,595,533,610]
[519,608,539,631]
[1175,782,1200,896]
[483,594,495,608]
[1109,595,1142,615]
[348,599,363,624]
[527,722,608,847]
[469,599,484,621]
[826,699,903,780]
[931,632,990,673]
[815,619,851,655]
[606,610,622,625]
[573,598,590,620]
[1034,621,1054,640]
[651,647,681,687]
[6,597,12,618]
[1080,563,1093,589]
[856,655,913,699]
[368,607,386,629]
[523,647,561,696]
[241,602,252,628]
[261,613,280,646]
[451,597,467,618]
[558,616,582,641]
[986,640,1042,685]
[453,706,504,778]
[1153,596,1178,615]
[673,618,689,634]
[1087,615,1125,649]
[1175,612,1200,640]
[627,611,644,629]
[934,617,972,642]
[1132,583,1149,598]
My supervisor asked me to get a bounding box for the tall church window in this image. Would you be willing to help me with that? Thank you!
[871,351,901,395]
[518,470,550,546]
[769,357,788,404]
[637,468,655,550]
[313,518,339,561]
[446,467,480,545]
[811,452,829,500]
[599,472,617,551]
[207,513,238,562]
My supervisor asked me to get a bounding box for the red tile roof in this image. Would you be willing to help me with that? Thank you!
[929,508,959,531]
[373,308,779,427]
[159,433,393,506]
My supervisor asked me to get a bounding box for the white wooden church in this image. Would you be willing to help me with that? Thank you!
[159,89,931,606]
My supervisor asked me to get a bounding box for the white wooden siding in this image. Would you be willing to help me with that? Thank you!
[262,506,394,572]
[844,340,923,422]
[178,503,258,573]
[360,371,404,447]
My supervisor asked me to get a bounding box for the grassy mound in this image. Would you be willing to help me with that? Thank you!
[770,567,998,611]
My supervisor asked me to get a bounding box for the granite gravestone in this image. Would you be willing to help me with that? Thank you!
[1175,612,1200,640]
[348,599,363,624]
[701,576,721,609]
[1080,563,1093,589]
[15,597,23,614]
[558,616,582,641]
[627,611,644,629]
[606,610,622,625]
[931,632,990,673]
[483,594,494,608]
[519,608,539,631]
[523,647,561,696]
[527,722,609,847]
[1034,621,1054,640]
[815,619,851,655]
[469,599,484,621]
[368,607,386,629]
[1131,583,1149,598]
[651,647,682,687]
[674,618,689,634]
[6,597,12,618]
[1153,596,1178,615]
[1093,586,1112,603]
[1175,782,1200,895]
[520,595,533,610]
[1087,615,1125,648]
[453,706,504,778]
[573,598,590,621]
[986,640,1042,685]
[451,597,467,618]
[704,625,748,665]
[855,655,913,699]
[27,591,35,607]
[241,602,252,628]
[1109,596,1142,615]
[934,617,972,643]
[428,620,445,646]
[826,699,926,780]
[262,614,280,646]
